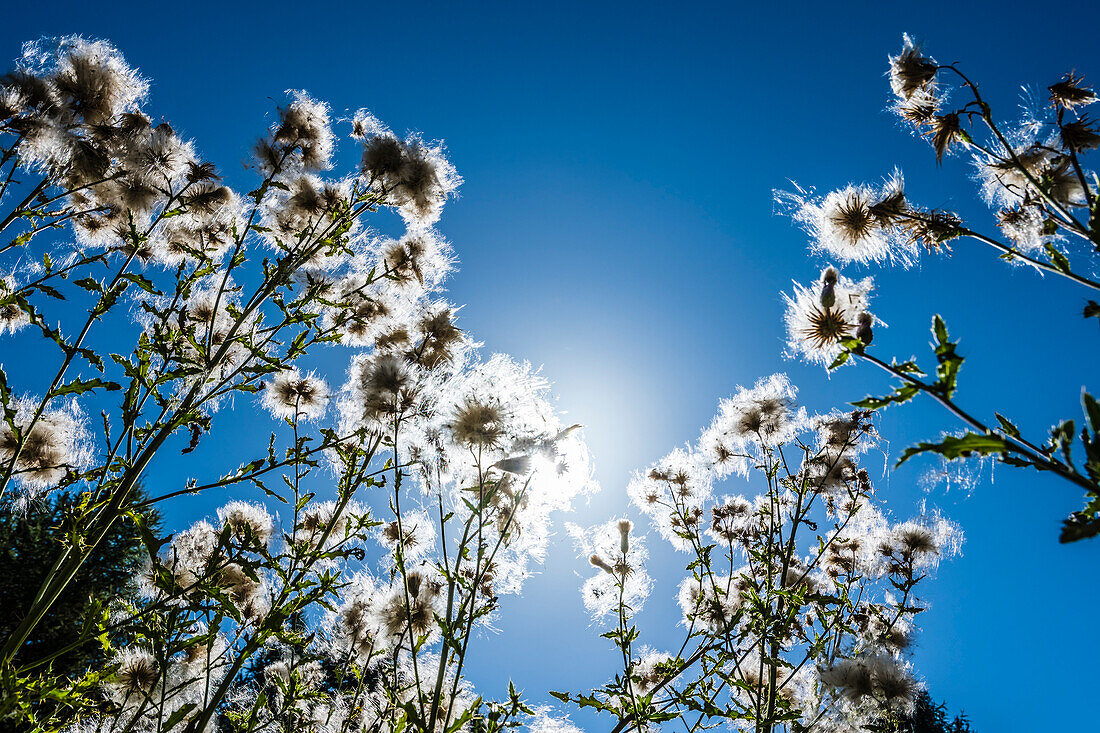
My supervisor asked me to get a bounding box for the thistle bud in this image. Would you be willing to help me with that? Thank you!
[856,312,874,345]
[589,554,614,574]
[617,519,633,555]
[820,268,838,308]
[491,455,532,475]
[406,572,422,598]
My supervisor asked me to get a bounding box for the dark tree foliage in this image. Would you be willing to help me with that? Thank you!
[0,489,159,676]
[884,690,973,733]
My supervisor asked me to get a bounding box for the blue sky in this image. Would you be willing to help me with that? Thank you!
[3,1,1099,730]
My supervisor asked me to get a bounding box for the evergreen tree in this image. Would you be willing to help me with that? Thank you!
[0,490,158,677]
[885,690,973,733]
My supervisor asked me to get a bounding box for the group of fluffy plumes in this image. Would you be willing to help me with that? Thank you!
[140,501,273,616]
[214,640,508,733]
[0,36,595,733]
[773,33,1097,337]
[253,93,461,228]
[102,634,231,725]
[353,568,445,645]
[0,35,463,345]
[629,374,840,544]
[593,373,960,731]
[0,37,241,264]
[102,632,521,733]
[575,518,652,620]
[0,33,472,483]
[779,171,964,271]
[0,398,90,499]
[139,498,363,621]
[261,368,331,421]
[889,34,1096,161]
[782,34,1097,278]
[1,35,979,733]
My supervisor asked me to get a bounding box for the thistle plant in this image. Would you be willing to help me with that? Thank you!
[779,35,1100,542]
[557,375,960,733]
[0,36,595,733]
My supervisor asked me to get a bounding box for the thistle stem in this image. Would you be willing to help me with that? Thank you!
[855,350,1095,494]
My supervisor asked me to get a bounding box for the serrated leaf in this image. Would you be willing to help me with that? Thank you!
[120,272,159,294]
[850,383,920,411]
[1060,511,1100,543]
[1044,242,1072,273]
[161,703,196,730]
[930,315,963,398]
[52,378,122,397]
[994,413,1022,439]
[932,314,949,345]
[73,277,103,294]
[896,432,1010,466]
[1083,392,1100,434]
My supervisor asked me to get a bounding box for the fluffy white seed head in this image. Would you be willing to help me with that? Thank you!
[700,373,805,461]
[21,36,148,123]
[887,34,938,102]
[783,268,874,367]
[273,90,335,171]
[217,500,275,547]
[0,397,92,497]
[570,520,652,620]
[106,648,159,701]
[261,369,331,420]
[378,510,437,561]
[780,173,918,266]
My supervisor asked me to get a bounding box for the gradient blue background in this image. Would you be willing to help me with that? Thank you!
[2,2,1098,730]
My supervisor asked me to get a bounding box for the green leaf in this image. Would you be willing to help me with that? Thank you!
[51,378,122,397]
[1083,392,1100,434]
[994,413,1021,439]
[73,277,103,294]
[893,360,926,376]
[1049,419,1076,465]
[119,272,159,295]
[896,431,1011,466]
[932,314,949,345]
[161,702,196,730]
[850,384,919,410]
[1060,511,1100,543]
[930,315,963,399]
[33,283,65,300]
[1044,242,1072,274]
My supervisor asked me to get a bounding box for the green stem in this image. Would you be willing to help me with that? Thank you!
[856,350,1095,494]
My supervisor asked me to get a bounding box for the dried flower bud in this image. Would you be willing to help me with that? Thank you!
[589,554,614,574]
[820,267,838,308]
[492,455,532,475]
[856,313,874,345]
[617,519,633,555]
